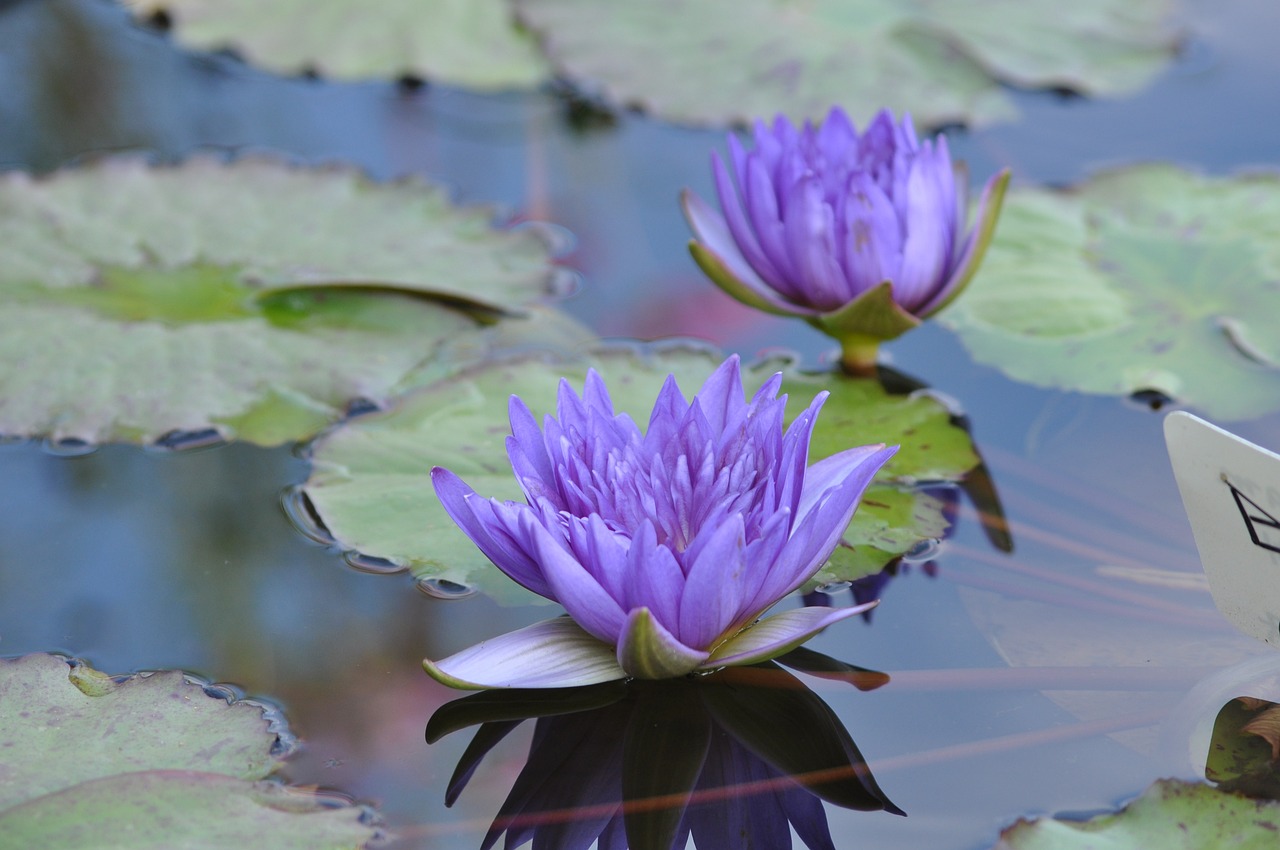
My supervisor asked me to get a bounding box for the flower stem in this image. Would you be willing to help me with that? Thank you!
[838,334,880,377]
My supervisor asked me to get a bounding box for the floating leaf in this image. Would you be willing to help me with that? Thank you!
[302,345,978,600]
[516,0,1175,128]
[942,165,1280,420]
[995,779,1280,850]
[1,155,556,311]
[1205,697,1280,800]
[0,156,564,445]
[124,0,550,88]
[0,653,379,848]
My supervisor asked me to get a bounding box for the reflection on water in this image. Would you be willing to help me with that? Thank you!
[428,664,900,850]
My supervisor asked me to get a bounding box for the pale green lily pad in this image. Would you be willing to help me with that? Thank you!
[516,0,1175,128]
[125,0,549,88]
[0,653,379,849]
[994,779,1280,850]
[941,165,1280,421]
[0,155,565,446]
[302,345,978,600]
[1,155,556,312]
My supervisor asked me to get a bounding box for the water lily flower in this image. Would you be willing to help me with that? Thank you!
[424,355,896,689]
[681,108,1010,374]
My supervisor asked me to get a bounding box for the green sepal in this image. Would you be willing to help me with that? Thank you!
[617,608,709,680]
[686,239,807,318]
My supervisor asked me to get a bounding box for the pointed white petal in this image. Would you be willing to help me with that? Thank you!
[423,617,626,689]
[704,605,876,668]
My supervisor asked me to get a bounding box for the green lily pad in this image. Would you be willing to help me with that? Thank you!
[941,165,1280,421]
[515,0,1175,128]
[302,345,978,600]
[125,0,550,88]
[1205,697,1280,799]
[0,155,565,446]
[0,653,379,849]
[2,155,556,312]
[995,779,1280,850]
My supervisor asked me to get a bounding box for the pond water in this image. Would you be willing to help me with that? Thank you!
[3,0,1280,847]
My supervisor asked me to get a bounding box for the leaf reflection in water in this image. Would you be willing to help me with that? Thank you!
[426,661,902,849]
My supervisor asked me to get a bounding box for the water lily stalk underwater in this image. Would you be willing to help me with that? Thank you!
[681,108,1010,375]
[425,355,897,688]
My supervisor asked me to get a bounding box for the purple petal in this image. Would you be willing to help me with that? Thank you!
[677,514,749,649]
[744,154,797,289]
[894,141,953,311]
[682,191,815,316]
[691,354,744,436]
[703,604,876,668]
[616,607,710,679]
[783,177,850,310]
[915,167,1011,318]
[526,514,628,643]
[622,520,685,629]
[748,444,897,611]
[582,368,614,416]
[841,172,903,297]
[711,151,789,290]
[423,617,626,689]
[431,468,554,599]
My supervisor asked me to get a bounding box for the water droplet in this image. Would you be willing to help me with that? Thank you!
[903,538,942,563]
[907,387,966,418]
[513,221,577,258]
[279,486,336,546]
[343,551,407,575]
[150,428,226,452]
[342,397,382,420]
[42,437,97,457]
[816,581,852,595]
[417,577,478,599]
[547,267,582,298]
[202,683,238,703]
[1129,388,1173,412]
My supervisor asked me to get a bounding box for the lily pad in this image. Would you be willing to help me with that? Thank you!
[125,0,550,88]
[941,165,1280,421]
[515,0,1176,128]
[302,345,978,600]
[0,653,379,848]
[0,155,564,445]
[995,779,1280,850]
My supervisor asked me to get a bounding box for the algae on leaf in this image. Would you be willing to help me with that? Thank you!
[0,653,380,849]
[516,0,1176,128]
[942,165,1280,420]
[302,345,979,600]
[0,156,564,446]
[124,0,550,88]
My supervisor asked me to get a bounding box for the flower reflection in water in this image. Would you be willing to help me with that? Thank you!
[427,661,902,850]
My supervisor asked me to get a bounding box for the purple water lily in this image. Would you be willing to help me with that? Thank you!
[424,356,896,689]
[682,108,1009,373]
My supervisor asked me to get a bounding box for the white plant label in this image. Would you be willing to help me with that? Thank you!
[1165,411,1280,647]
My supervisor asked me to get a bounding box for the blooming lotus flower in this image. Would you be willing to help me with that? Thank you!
[424,356,896,689]
[681,108,1010,373]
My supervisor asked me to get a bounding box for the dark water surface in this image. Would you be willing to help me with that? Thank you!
[3,0,1280,847]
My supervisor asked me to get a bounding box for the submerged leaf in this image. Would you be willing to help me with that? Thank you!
[124,0,550,87]
[516,0,1176,128]
[0,654,378,848]
[942,165,1280,420]
[303,345,977,599]
[0,156,564,445]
